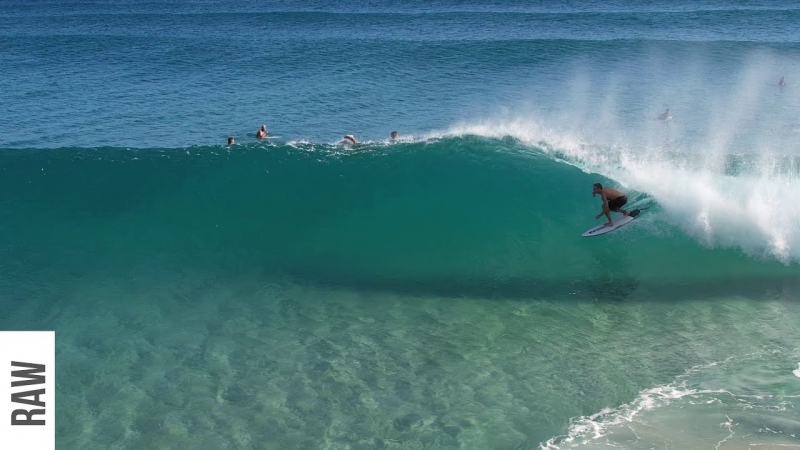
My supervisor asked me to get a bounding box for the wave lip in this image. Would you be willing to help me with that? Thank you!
[441,116,800,264]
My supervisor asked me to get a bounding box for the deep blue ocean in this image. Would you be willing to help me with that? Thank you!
[2,1,800,449]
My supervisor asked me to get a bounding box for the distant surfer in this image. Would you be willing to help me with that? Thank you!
[256,125,267,139]
[657,108,671,121]
[593,183,630,227]
[227,137,235,145]
[779,76,786,88]
[341,134,359,146]
[390,131,398,141]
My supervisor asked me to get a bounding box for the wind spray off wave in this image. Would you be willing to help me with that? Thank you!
[440,43,800,262]
[449,117,800,263]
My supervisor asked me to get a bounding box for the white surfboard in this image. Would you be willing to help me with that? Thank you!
[582,210,640,237]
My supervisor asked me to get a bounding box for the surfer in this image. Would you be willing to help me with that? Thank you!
[657,108,671,120]
[227,137,235,145]
[256,125,267,139]
[342,134,359,146]
[779,76,786,88]
[390,131,398,141]
[593,183,629,227]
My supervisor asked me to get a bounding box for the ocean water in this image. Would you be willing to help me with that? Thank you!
[2,1,800,449]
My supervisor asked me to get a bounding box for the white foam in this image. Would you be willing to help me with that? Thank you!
[538,360,732,449]
[538,382,727,449]
[793,363,800,379]
[430,49,800,263]
[442,115,800,263]
[537,353,798,449]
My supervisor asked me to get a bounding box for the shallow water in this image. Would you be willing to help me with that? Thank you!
[2,1,800,448]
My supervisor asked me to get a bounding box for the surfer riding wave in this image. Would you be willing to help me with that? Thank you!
[593,182,632,227]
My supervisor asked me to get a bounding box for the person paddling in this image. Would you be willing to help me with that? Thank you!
[341,134,359,145]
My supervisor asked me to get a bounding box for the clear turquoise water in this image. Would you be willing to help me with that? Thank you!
[2,1,800,449]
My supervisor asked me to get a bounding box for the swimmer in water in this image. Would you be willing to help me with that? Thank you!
[342,134,359,145]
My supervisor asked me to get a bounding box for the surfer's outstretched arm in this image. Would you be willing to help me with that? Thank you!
[595,193,608,218]
[591,184,617,226]
[598,209,613,226]
[595,208,606,219]
[595,194,614,226]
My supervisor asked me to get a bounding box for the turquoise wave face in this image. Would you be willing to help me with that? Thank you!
[0,138,796,302]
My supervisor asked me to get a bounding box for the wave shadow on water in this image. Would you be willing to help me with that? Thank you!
[276,269,800,303]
